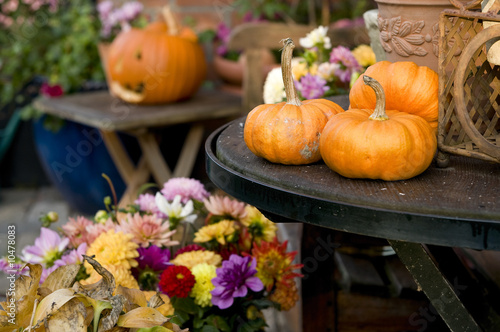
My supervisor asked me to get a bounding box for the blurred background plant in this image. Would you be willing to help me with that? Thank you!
[97,0,148,43]
[0,0,105,131]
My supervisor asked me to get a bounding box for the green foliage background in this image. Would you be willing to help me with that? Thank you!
[0,0,105,105]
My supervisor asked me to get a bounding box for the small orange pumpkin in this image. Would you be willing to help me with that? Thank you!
[320,76,437,181]
[244,38,344,165]
[349,61,438,129]
[107,7,206,105]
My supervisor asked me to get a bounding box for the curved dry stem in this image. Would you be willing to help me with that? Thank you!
[364,75,389,121]
[281,38,302,106]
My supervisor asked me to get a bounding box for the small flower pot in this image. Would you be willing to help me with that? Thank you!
[375,0,456,72]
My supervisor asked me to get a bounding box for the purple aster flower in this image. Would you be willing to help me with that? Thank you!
[21,227,69,266]
[135,193,167,219]
[211,254,264,309]
[97,0,114,19]
[294,73,329,99]
[136,245,172,271]
[160,177,209,204]
[120,1,143,21]
[41,243,88,283]
[133,245,172,291]
[0,257,26,276]
[329,45,362,83]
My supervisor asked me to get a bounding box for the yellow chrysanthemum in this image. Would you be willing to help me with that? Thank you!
[241,206,277,243]
[351,44,376,67]
[85,229,139,270]
[171,250,222,270]
[292,59,308,80]
[143,291,175,316]
[82,263,139,290]
[308,63,318,76]
[190,263,217,307]
[194,220,236,245]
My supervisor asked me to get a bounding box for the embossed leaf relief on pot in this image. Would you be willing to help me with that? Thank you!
[378,16,428,57]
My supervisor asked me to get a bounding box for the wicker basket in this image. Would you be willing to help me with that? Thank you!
[437,0,500,167]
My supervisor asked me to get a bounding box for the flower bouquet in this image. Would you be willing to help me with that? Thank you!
[263,25,376,103]
[1,178,303,331]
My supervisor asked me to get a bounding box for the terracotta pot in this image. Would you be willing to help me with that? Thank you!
[213,49,276,86]
[375,0,457,72]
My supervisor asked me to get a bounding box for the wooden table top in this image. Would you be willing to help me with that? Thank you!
[205,107,500,250]
[34,89,243,131]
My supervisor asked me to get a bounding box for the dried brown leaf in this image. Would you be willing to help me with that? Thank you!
[37,287,53,299]
[98,294,125,332]
[14,263,43,327]
[147,293,165,310]
[163,322,189,332]
[82,255,115,300]
[33,288,76,328]
[115,285,147,309]
[41,264,80,292]
[46,297,87,332]
[116,307,169,328]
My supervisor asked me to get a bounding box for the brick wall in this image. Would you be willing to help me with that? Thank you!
[103,0,238,33]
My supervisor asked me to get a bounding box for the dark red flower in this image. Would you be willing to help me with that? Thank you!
[158,265,195,298]
[174,244,205,258]
[40,83,64,98]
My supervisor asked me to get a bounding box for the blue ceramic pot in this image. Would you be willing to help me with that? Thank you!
[32,117,129,215]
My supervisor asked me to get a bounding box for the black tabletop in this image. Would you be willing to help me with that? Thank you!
[205,110,500,251]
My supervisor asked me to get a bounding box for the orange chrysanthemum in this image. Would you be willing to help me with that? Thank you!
[269,279,300,311]
[251,237,303,292]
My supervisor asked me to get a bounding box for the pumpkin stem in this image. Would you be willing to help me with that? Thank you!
[162,6,179,36]
[364,75,389,121]
[281,38,302,106]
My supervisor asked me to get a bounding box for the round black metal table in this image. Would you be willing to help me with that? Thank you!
[205,108,500,332]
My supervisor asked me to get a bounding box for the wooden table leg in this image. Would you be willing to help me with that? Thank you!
[118,157,150,207]
[136,131,172,185]
[388,240,482,332]
[173,124,204,178]
[99,130,136,185]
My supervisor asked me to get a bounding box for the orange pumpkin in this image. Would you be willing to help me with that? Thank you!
[107,8,206,105]
[320,76,437,181]
[349,61,438,129]
[244,38,344,165]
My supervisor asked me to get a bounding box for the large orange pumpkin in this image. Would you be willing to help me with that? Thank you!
[107,8,206,105]
[320,76,436,181]
[244,38,344,165]
[349,61,438,129]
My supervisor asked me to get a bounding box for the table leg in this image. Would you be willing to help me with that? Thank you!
[136,131,172,184]
[100,130,136,184]
[173,124,204,178]
[388,240,482,332]
[118,157,150,207]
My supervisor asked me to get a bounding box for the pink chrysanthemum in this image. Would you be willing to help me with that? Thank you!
[294,73,329,99]
[329,45,362,83]
[161,177,210,204]
[119,212,179,248]
[62,216,93,248]
[85,218,116,244]
[203,195,247,220]
[135,193,167,219]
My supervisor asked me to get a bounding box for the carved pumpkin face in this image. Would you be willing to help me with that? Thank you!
[107,21,206,105]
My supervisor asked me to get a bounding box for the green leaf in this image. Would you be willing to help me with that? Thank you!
[172,297,200,315]
[201,325,220,332]
[206,315,230,332]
